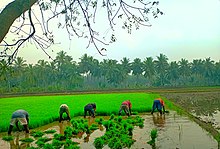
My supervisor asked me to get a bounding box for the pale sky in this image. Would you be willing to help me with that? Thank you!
[0,0,220,64]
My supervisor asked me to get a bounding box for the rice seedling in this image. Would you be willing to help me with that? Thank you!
[30,131,45,138]
[0,93,164,132]
[19,138,34,143]
[93,115,143,149]
[94,137,105,149]
[2,136,14,141]
[109,114,115,120]
[53,133,66,141]
[51,139,65,148]
[90,123,99,130]
[64,138,80,148]
[132,111,138,115]
[113,140,123,149]
[36,137,51,143]
[44,129,56,134]
[147,129,158,145]
[95,117,104,125]
[64,126,73,138]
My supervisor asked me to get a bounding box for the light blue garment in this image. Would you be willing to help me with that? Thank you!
[11,110,29,118]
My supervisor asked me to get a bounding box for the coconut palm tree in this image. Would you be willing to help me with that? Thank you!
[0,60,12,91]
[120,57,131,75]
[203,57,215,85]
[154,53,169,86]
[143,57,155,86]
[167,61,179,86]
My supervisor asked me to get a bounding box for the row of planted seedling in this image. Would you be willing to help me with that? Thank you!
[2,114,145,149]
[93,114,144,149]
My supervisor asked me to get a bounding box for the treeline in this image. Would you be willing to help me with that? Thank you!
[0,51,220,93]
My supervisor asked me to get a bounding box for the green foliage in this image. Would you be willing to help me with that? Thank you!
[94,115,141,149]
[109,114,115,120]
[138,122,144,128]
[117,116,122,123]
[95,117,104,125]
[37,137,52,143]
[52,139,64,148]
[36,140,45,147]
[19,137,34,143]
[147,129,158,145]
[214,133,220,143]
[44,129,56,134]
[0,93,160,132]
[113,140,123,149]
[2,136,14,141]
[64,126,73,138]
[108,137,118,148]
[43,143,54,149]
[64,139,80,149]
[132,111,138,115]
[31,131,45,138]
[90,124,99,130]
[94,137,105,149]
[53,134,66,141]
[150,129,158,140]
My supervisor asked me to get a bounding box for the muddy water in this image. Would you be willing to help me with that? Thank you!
[0,111,218,149]
[162,92,220,132]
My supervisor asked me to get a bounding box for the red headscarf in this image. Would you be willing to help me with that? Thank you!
[158,98,164,106]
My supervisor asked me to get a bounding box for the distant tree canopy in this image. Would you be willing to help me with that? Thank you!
[0,0,163,63]
[0,52,219,93]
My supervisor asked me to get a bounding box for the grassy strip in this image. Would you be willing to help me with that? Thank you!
[0,93,173,132]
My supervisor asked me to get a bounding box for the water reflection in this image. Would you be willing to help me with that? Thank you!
[9,133,30,149]
[58,122,64,135]
[0,112,218,149]
[87,117,96,126]
[152,114,166,127]
[162,92,220,130]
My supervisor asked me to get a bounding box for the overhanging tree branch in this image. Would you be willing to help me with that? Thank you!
[0,0,163,63]
[0,0,37,43]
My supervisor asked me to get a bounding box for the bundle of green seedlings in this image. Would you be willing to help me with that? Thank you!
[26,119,99,148]
[147,129,158,145]
[2,115,145,149]
[2,128,80,149]
[2,136,14,141]
[93,114,144,149]
[26,129,81,149]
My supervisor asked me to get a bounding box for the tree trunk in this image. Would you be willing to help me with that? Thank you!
[0,0,38,43]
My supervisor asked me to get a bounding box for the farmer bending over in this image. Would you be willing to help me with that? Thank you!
[151,98,165,115]
[8,109,29,135]
[84,103,96,118]
[59,104,71,122]
[119,100,132,116]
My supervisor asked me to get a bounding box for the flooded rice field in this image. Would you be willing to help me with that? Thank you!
[0,111,218,149]
[162,91,220,132]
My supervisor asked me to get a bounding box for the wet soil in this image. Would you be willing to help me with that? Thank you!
[161,91,220,131]
[0,111,218,149]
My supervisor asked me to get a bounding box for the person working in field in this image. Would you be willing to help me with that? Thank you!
[119,100,132,116]
[84,103,96,118]
[59,104,71,122]
[151,98,166,115]
[8,109,30,135]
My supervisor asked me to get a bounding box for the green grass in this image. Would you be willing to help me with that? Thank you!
[0,93,172,132]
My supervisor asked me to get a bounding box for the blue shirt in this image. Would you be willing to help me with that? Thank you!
[11,110,29,118]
